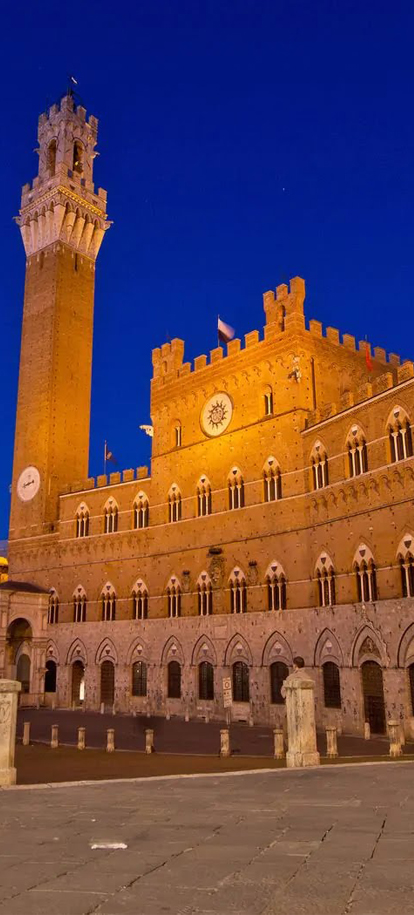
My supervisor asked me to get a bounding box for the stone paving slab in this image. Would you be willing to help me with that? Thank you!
[1,763,414,914]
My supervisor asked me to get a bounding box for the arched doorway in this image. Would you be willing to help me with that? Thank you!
[45,659,57,693]
[361,660,386,734]
[16,654,31,693]
[72,660,85,706]
[100,660,115,707]
[6,618,32,675]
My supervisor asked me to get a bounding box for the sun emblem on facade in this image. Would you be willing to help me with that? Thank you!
[201,392,233,437]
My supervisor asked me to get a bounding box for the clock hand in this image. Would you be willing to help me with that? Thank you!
[23,479,34,487]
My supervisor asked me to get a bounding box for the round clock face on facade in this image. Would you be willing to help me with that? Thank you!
[201,392,233,437]
[17,466,40,502]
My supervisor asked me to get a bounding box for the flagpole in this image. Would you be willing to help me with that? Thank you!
[104,440,107,476]
[217,314,220,348]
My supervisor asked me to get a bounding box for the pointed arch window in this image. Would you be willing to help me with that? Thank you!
[388,407,413,463]
[48,139,57,177]
[168,485,182,523]
[132,579,148,620]
[232,661,249,702]
[315,554,336,607]
[73,140,83,174]
[166,576,181,618]
[347,426,368,477]
[48,589,59,625]
[167,660,181,698]
[76,502,89,538]
[311,442,328,490]
[132,661,147,697]
[101,583,116,621]
[197,476,212,517]
[264,386,274,416]
[263,457,282,502]
[104,499,118,534]
[228,468,244,510]
[73,586,87,623]
[265,562,287,611]
[229,568,247,614]
[323,662,341,708]
[174,422,182,448]
[197,572,213,616]
[270,661,289,704]
[133,492,149,529]
[199,661,214,700]
[354,546,377,602]
[397,536,414,598]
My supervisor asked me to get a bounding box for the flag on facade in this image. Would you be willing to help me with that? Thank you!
[218,317,235,344]
[104,442,117,464]
[365,341,373,373]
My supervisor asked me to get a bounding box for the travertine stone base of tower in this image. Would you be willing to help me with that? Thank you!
[284,674,320,768]
[0,680,21,786]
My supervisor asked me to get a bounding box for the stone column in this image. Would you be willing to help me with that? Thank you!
[145,729,154,754]
[0,679,21,786]
[220,728,230,758]
[273,727,285,759]
[326,726,338,758]
[388,720,402,758]
[283,674,320,768]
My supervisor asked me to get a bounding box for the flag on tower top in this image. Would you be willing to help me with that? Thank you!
[218,317,235,344]
[104,442,117,465]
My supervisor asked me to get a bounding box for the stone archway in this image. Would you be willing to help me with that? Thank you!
[71,660,85,706]
[45,659,57,693]
[100,660,115,708]
[5,618,32,668]
[16,653,31,693]
[361,660,386,734]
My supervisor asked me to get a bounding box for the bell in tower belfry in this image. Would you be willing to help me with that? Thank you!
[9,93,110,557]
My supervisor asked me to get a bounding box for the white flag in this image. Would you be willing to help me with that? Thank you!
[218,317,235,344]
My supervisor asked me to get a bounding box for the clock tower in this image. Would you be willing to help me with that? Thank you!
[9,92,110,546]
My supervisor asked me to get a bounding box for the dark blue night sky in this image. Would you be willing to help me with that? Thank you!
[1,0,414,538]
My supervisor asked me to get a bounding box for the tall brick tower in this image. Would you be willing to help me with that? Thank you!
[9,92,109,549]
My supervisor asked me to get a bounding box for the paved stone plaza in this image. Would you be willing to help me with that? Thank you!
[1,763,414,914]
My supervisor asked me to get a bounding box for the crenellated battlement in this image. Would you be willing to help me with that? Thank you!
[305,361,414,429]
[151,276,405,392]
[59,465,150,498]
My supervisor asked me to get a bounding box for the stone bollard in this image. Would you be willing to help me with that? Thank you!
[283,674,320,768]
[100,702,105,715]
[184,711,189,722]
[166,712,170,721]
[326,726,338,759]
[106,728,115,752]
[112,704,116,716]
[78,727,86,750]
[22,721,30,747]
[51,725,59,749]
[364,721,371,740]
[388,720,402,758]
[273,727,285,759]
[145,729,154,754]
[220,728,230,758]
[0,680,21,786]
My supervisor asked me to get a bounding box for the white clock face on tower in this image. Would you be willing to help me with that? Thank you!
[17,466,40,502]
[201,392,233,437]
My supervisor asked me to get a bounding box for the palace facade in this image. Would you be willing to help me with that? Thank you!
[2,93,414,737]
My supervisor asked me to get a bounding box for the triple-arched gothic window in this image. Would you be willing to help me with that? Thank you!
[346,426,368,477]
[168,485,182,523]
[101,582,116,621]
[76,503,89,538]
[397,535,414,598]
[48,589,59,625]
[228,468,244,510]
[388,407,413,463]
[315,554,336,607]
[104,499,118,534]
[166,576,181,618]
[353,545,377,602]
[229,567,247,614]
[265,561,286,611]
[311,442,328,490]
[132,579,148,620]
[73,585,87,623]
[133,492,149,529]
[197,572,213,616]
[263,457,282,502]
[197,476,212,517]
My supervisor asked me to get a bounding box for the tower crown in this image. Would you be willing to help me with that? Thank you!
[16,93,110,261]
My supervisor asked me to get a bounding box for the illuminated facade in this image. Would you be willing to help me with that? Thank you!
[2,93,414,736]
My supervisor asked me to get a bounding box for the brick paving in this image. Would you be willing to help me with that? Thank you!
[2,763,414,914]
